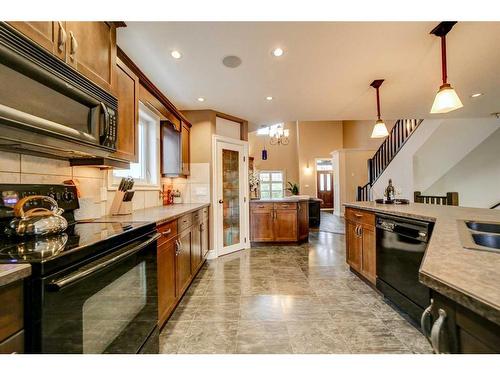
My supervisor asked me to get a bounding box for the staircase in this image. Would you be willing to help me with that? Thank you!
[357,119,423,201]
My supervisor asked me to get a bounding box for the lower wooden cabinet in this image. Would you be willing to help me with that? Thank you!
[345,208,376,285]
[0,280,24,354]
[176,227,192,297]
[425,292,500,353]
[156,206,209,328]
[250,201,309,243]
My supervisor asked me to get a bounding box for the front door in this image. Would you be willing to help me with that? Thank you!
[317,171,333,208]
[215,138,249,256]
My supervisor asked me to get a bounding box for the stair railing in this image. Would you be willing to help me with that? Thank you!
[414,191,459,206]
[357,118,423,201]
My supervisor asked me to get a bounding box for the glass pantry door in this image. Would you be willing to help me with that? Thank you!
[216,140,248,256]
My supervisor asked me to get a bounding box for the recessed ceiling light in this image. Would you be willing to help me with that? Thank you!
[171,50,182,59]
[471,93,483,98]
[197,97,205,102]
[272,48,284,57]
[266,96,273,101]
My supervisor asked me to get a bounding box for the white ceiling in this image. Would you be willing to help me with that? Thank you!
[117,22,500,131]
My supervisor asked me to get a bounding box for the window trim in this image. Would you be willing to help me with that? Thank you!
[108,102,161,191]
[259,170,285,199]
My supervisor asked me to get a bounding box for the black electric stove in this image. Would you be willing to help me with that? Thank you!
[0,184,159,354]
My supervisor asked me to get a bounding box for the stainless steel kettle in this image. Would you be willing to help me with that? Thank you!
[8,195,68,236]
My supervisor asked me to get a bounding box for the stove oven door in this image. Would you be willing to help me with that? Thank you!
[38,232,159,354]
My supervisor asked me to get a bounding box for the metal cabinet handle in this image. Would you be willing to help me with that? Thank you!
[421,299,434,344]
[161,228,172,236]
[57,22,67,52]
[354,213,363,218]
[175,239,181,255]
[69,31,78,60]
[430,308,448,354]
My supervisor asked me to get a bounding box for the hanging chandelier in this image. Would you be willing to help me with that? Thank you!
[430,21,463,114]
[370,79,389,138]
[269,124,290,145]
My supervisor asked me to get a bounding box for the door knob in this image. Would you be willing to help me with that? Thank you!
[218,199,224,204]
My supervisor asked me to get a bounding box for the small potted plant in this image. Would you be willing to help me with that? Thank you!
[286,182,299,196]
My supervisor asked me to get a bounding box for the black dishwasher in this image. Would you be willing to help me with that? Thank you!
[376,214,433,326]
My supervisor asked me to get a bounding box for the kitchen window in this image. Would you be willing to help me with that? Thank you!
[259,171,284,199]
[111,103,160,189]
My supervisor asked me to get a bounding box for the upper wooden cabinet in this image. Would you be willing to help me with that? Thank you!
[64,22,116,92]
[113,57,139,162]
[8,21,117,92]
[181,122,191,176]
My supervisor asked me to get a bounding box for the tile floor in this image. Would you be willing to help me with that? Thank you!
[159,230,432,354]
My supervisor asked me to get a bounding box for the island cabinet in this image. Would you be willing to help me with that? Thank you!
[345,207,376,285]
[8,21,118,92]
[250,200,309,244]
[0,281,24,354]
[156,207,210,328]
[423,292,500,353]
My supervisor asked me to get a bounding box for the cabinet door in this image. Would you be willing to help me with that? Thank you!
[298,201,309,240]
[176,228,192,297]
[201,220,209,258]
[191,223,202,274]
[346,221,362,272]
[181,122,190,176]
[157,238,177,327]
[361,227,376,284]
[274,209,298,242]
[113,57,139,162]
[250,208,274,242]
[65,22,116,91]
[8,21,66,60]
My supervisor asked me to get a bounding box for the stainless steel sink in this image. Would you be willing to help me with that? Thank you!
[466,221,500,234]
[458,220,500,253]
[471,233,500,249]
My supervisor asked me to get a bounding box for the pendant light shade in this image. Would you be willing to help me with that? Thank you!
[430,22,462,114]
[430,83,463,114]
[371,119,389,138]
[370,79,389,139]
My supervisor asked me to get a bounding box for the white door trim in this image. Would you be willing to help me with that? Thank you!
[211,135,250,257]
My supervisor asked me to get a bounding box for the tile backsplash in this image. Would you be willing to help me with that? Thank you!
[0,151,163,220]
[166,163,211,204]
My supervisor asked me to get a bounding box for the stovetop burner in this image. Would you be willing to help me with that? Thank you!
[0,221,149,263]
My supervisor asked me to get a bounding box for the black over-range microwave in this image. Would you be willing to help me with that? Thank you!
[0,22,118,159]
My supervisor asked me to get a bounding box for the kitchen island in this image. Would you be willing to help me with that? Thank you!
[250,196,309,245]
[344,201,500,353]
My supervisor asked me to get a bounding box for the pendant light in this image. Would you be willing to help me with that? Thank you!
[370,79,389,138]
[430,21,463,114]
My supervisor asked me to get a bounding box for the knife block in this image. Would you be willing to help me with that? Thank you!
[110,190,133,216]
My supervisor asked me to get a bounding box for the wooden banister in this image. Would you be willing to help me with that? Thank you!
[414,191,459,206]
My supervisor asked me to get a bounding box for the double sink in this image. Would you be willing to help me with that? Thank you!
[459,220,500,253]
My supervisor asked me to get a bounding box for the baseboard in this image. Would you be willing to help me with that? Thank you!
[206,249,217,259]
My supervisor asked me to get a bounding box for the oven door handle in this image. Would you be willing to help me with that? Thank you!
[47,233,160,291]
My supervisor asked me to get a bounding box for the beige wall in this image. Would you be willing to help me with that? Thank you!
[297,121,343,197]
[183,110,216,164]
[248,121,300,186]
[342,120,396,149]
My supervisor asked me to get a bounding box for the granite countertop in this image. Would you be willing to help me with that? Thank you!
[250,195,311,203]
[0,264,31,287]
[96,203,210,225]
[344,201,500,324]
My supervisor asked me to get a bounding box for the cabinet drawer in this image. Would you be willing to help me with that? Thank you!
[0,330,24,354]
[0,281,24,342]
[157,220,178,246]
[250,203,273,211]
[192,209,202,224]
[274,202,297,210]
[178,214,192,232]
[345,208,375,227]
[202,206,209,221]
